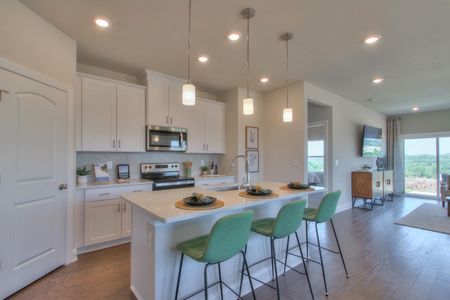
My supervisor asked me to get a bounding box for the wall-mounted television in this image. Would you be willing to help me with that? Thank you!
[361,125,382,157]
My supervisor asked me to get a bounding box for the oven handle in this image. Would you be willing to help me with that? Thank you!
[153,180,195,188]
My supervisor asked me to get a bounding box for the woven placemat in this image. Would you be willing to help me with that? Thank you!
[175,199,224,210]
[238,191,279,199]
[279,186,315,192]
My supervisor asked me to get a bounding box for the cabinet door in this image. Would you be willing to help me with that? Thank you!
[122,201,132,238]
[372,171,383,199]
[186,100,206,153]
[384,170,394,195]
[204,101,226,153]
[81,77,117,151]
[147,75,169,126]
[117,84,146,152]
[168,80,186,127]
[84,199,122,245]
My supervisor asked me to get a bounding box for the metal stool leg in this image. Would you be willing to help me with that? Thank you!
[315,223,328,296]
[295,232,314,300]
[238,245,247,297]
[241,250,257,300]
[330,219,349,278]
[174,253,184,300]
[283,235,290,275]
[305,221,309,259]
[271,238,281,300]
[218,263,224,300]
[204,263,210,300]
[270,239,275,281]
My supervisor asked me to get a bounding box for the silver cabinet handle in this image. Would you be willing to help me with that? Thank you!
[99,192,111,196]
[113,139,116,148]
[133,190,143,193]
[118,203,121,212]
[166,116,169,124]
[170,117,173,124]
[0,89,10,102]
[118,140,121,148]
[123,202,127,212]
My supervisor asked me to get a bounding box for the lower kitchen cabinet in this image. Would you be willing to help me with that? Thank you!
[76,183,152,250]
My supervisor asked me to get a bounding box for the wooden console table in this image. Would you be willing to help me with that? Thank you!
[351,170,394,210]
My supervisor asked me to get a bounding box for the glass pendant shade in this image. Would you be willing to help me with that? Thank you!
[283,107,293,122]
[243,97,254,115]
[182,83,196,106]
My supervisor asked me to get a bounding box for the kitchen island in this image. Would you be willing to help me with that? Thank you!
[122,182,324,300]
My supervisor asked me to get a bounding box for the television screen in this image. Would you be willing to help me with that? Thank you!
[362,125,382,157]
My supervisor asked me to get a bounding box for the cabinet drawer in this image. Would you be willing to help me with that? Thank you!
[85,184,152,202]
[195,177,236,187]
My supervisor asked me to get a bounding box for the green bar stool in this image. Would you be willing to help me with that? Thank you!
[174,211,256,300]
[240,200,314,300]
[294,190,349,296]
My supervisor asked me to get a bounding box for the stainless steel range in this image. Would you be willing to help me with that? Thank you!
[140,163,195,191]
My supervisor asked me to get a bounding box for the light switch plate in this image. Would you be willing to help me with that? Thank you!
[106,161,113,169]
[335,160,339,166]
[200,160,205,167]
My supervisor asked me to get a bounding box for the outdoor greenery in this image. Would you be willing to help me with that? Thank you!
[405,153,450,194]
[308,157,324,172]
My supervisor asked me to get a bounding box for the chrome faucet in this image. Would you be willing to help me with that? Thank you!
[231,155,251,189]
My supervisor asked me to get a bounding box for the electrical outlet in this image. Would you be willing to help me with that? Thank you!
[200,159,205,167]
[106,161,113,169]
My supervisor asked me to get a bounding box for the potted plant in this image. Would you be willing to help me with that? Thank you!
[76,165,91,184]
[200,165,209,176]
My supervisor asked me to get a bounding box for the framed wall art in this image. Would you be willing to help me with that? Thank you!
[246,150,259,173]
[246,126,259,149]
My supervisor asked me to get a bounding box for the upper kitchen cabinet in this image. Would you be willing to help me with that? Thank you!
[143,70,185,127]
[76,73,146,152]
[186,98,226,154]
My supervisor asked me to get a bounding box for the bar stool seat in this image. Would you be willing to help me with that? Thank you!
[240,200,314,300]
[174,211,256,300]
[302,208,318,221]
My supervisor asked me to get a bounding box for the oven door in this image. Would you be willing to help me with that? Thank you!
[146,125,187,151]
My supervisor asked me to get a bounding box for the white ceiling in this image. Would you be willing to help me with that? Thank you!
[19,0,450,115]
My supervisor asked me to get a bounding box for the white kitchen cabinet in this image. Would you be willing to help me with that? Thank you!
[80,183,152,248]
[204,100,226,153]
[77,73,145,152]
[186,98,226,154]
[84,199,123,245]
[81,76,117,151]
[117,83,146,151]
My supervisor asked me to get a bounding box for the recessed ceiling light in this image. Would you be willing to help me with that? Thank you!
[372,77,384,84]
[412,107,419,111]
[198,56,209,63]
[94,17,111,28]
[364,34,381,45]
[228,32,240,41]
[260,77,269,83]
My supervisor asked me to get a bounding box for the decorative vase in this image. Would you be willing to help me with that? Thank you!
[202,171,208,176]
[77,175,88,184]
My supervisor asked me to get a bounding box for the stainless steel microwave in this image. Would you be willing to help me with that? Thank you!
[146,125,187,152]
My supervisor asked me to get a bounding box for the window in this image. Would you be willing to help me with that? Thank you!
[308,140,324,172]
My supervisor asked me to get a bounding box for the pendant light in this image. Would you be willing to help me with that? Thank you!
[241,8,256,115]
[182,0,196,105]
[281,32,293,122]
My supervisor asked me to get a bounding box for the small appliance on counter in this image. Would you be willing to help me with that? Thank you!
[117,164,130,180]
[146,125,187,152]
[140,162,195,191]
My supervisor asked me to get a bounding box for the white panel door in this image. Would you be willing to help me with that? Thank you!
[147,75,169,126]
[204,101,226,153]
[0,67,67,299]
[117,84,145,152]
[81,77,117,151]
[84,199,122,245]
[185,100,205,153]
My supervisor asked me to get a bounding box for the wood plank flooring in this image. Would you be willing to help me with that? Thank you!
[8,197,450,300]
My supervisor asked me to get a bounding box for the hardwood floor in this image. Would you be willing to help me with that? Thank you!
[8,197,450,300]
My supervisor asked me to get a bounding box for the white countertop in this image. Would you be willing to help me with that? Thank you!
[76,179,153,190]
[122,182,324,224]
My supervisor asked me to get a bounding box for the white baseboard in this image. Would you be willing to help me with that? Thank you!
[77,237,130,255]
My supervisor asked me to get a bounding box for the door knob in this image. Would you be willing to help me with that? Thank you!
[59,184,68,190]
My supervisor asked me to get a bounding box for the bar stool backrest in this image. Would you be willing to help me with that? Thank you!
[272,200,307,238]
[315,190,341,223]
[201,210,254,263]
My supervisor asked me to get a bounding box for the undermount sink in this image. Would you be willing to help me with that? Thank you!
[205,185,242,191]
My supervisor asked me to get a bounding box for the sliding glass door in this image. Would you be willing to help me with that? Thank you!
[404,135,450,198]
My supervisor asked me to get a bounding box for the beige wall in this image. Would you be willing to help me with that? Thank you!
[398,109,450,135]
[219,87,264,184]
[263,82,307,183]
[0,0,76,85]
[304,82,386,210]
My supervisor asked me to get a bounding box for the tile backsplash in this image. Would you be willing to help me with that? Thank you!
[76,152,226,182]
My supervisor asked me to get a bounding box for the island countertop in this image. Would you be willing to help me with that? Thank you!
[122,181,324,224]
